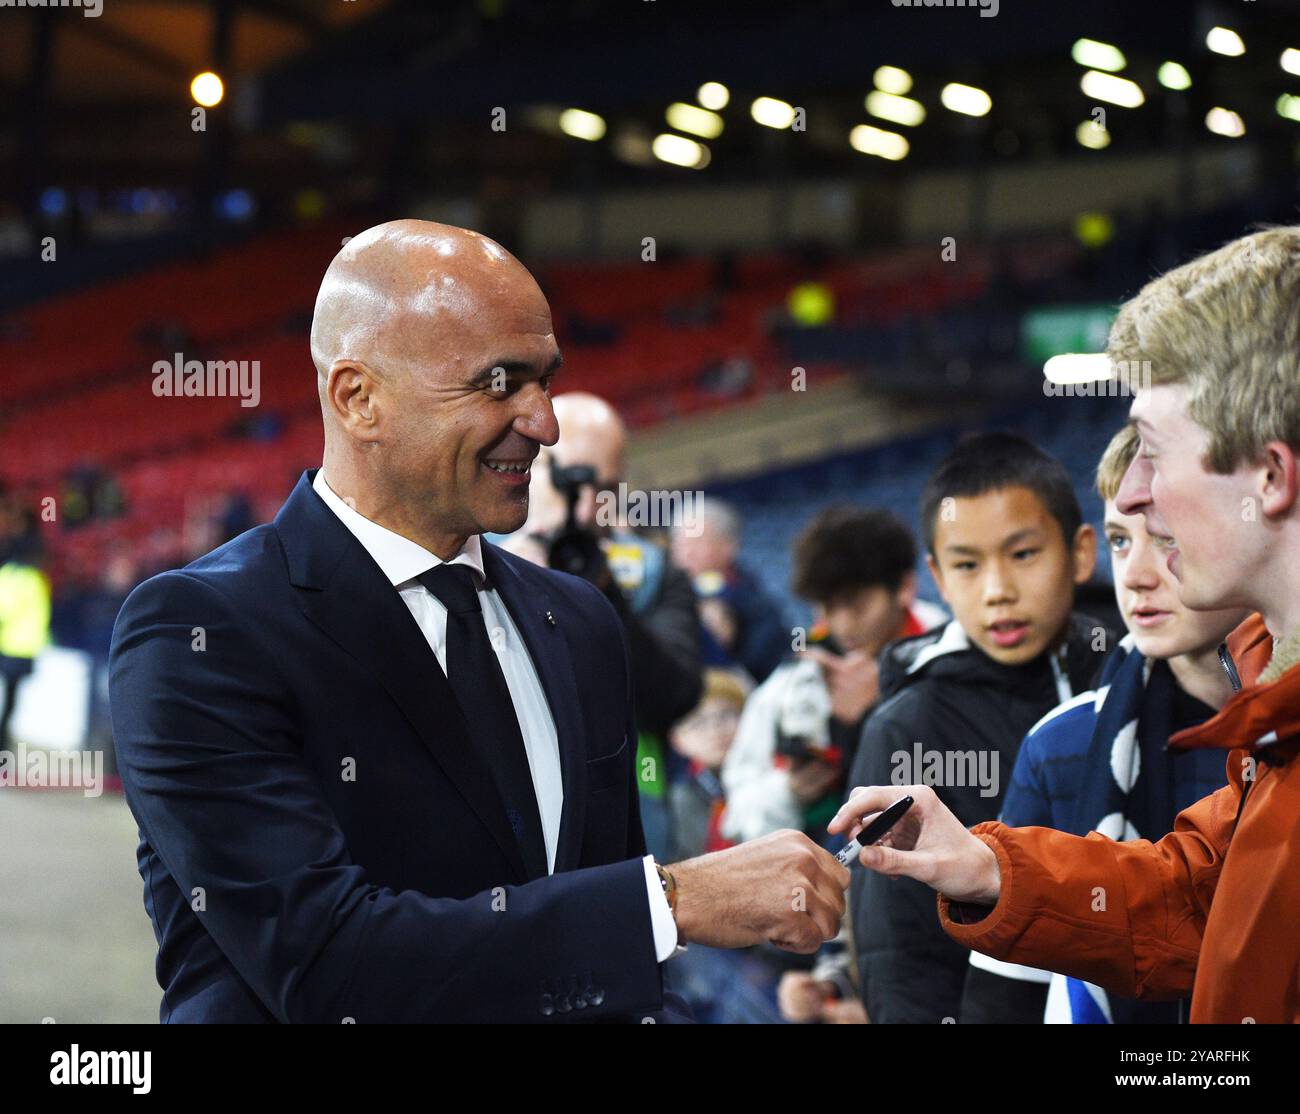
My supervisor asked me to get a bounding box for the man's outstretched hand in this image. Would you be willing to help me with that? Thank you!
[827,785,1002,906]
[670,830,850,954]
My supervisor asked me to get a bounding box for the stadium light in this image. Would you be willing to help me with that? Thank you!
[666,102,724,139]
[1080,70,1144,108]
[652,133,710,168]
[940,83,992,117]
[865,91,926,127]
[1075,212,1114,248]
[751,96,797,128]
[1206,27,1245,57]
[1071,39,1126,72]
[873,66,913,95]
[1076,121,1111,149]
[558,108,606,141]
[1282,49,1300,78]
[1044,353,1113,385]
[1279,94,1300,124]
[788,282,835,326]
[697,82,730,110]
[1157,62,1192,90]
[849,124,909,160]
[1205,107,1246,137]
[190,72,224,107]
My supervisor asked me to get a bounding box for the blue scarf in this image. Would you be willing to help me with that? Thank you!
[1046,636,1215,1023]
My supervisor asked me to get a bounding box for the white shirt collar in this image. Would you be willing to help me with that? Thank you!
[312,468,486,588]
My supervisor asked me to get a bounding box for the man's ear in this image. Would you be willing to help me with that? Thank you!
[1071,522,1098,585]
[925,553,949,604]
[1258,440,1300,519]
[326,361,381,443]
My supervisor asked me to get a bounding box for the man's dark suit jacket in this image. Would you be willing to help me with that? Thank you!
[110,469,683,1023]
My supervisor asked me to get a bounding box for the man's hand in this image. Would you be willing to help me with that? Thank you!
[802,646,879,724]
[787,756,841,805]
[669,830,850,954]
[821,997,868,1024]
[827,785,1001,905]
[777,972,868,1024]
[777,971,834,1023]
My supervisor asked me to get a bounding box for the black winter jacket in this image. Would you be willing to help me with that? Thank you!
[848,612,1114,1024]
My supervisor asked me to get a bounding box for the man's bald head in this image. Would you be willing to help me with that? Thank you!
[520,391,629,537]
[310,219,537,391]
[310,218,562,558]
[550,391,628,481]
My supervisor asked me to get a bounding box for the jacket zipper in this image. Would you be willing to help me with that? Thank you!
[1218,642,1253,835]
[1049,644,1073,704]
[1218,642,1243,694]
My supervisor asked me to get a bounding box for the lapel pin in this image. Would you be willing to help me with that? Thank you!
[545,610,556,627]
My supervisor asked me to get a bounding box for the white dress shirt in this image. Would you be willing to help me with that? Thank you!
[311,470,679,962]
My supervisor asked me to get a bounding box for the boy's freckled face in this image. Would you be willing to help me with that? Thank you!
[928,486,1094,666]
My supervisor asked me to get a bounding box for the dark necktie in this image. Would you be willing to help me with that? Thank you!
[417,563,549,880]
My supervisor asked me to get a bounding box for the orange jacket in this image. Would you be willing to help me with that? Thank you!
[939,615,1300,1023]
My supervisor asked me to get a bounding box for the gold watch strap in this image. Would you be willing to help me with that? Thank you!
[654,860,677,917]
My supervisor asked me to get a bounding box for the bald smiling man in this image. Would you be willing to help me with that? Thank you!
[109,220,848,1023]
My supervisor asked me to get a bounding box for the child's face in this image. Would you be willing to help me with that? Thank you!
[815,578,911,656]
[928,485,1095,666]
[1104,498,1247,660]
[669,695,740,769]
[1118,385,1268,616]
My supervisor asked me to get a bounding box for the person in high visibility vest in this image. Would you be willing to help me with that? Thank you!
[0,495,51,753]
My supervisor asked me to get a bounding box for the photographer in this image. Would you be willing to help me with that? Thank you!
[500,392,703,859]
[0,488,50,755]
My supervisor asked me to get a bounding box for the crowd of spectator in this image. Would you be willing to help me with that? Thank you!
[0,385,1250,1026]
[527,418,1235,1026]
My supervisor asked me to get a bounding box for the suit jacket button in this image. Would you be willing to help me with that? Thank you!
[579,972,603,1007]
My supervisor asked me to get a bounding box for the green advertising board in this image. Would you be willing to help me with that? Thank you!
[1022,304,1116,364]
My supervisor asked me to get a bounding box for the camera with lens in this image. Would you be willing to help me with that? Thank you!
[546,464,608,582]
[774,656,843,769]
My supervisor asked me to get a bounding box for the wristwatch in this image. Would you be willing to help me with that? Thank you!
[653,860,688,954]
[654,860,678,917]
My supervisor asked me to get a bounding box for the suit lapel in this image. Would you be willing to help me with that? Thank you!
[483,543,590,874]
[275,471,529,884]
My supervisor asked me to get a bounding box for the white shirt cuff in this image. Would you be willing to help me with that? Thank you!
[642,855,686,962]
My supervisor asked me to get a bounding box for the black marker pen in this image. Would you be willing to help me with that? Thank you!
[834,795,915,867]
